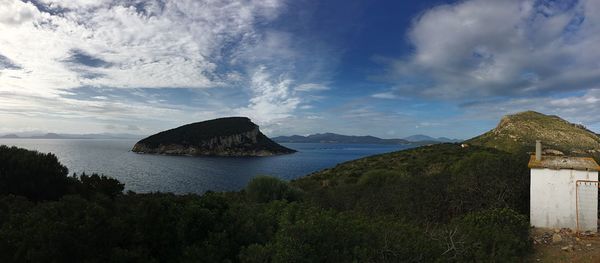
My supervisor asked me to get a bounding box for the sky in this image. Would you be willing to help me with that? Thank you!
[1,0,600,139]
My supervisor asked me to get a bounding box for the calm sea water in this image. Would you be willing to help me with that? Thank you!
[0,139,413,194]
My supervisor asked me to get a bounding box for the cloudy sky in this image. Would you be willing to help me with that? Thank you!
[1,0,599,139]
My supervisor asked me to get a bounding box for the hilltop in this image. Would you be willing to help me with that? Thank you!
[132,117,296,156]
[466,111,600,157]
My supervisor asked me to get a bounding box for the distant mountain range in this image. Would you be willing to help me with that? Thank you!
[1,131,462,145]
[402,134,462,143]
[272,133,461,145]
[0,132,143,140]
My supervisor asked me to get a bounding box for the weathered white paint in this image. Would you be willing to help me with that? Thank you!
[530,168,598,231]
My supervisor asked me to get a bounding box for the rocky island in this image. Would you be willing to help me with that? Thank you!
[132,117,296,156]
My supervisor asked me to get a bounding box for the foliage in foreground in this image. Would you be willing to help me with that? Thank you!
[455,208,531,261]
[0,144,532,262]
[292,144,531,222]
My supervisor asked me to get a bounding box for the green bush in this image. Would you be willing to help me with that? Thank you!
[357,169,408,186]
[269,205,443,263]
[239,243,273,263]
[454,208,531,262]
[448,151,529,216]
[0,146,73,201]
[0,195,127,262]
[0,146,128,202]
[294,144,530,223]
[76,173,125,199]
[245,176,302,203]
[270,205,371,262]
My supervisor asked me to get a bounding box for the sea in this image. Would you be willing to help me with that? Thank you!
[0,139,414,194]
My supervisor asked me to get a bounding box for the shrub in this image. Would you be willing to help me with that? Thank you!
[239,243,273,263]
[448,151,529,216]
[454,208,531,261]
[271,205,372,262]
[357,169,408,186]
[76,173,125,199]
[270,205,443,263]
[246,176,302,203]
[0,146,73,201]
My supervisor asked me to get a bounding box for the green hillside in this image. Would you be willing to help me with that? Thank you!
[466,111,600,157]
[292,143,530,222]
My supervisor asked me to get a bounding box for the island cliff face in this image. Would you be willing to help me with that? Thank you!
[132,117,296,156]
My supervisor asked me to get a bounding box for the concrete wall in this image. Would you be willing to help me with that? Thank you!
[530,168,598,231]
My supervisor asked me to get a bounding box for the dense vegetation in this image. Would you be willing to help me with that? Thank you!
[0,143,533,262]
[139,117,259,148]
[292,144,530,222]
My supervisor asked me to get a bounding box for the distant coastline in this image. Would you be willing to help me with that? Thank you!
[272,132,461,145]
[0,133,143,140]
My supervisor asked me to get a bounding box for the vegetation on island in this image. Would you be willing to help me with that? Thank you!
[132,117,295,156]
[138,117,259,147]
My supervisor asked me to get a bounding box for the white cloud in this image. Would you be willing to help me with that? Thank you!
[0,0,341,134]
[295,83,329,92]
[39,0,110,9]
[371,92,398,99]
[235,66,300,127]
[0,0,39,25]
[0,0,286,96]
[383,0,600,99]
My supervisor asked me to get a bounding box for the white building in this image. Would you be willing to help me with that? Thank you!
[529,141,600,232]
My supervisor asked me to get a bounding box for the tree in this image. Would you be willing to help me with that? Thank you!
[245,176,302,203]
[0,146,73,201]
[454,208,531,261]
[76,173,125,199]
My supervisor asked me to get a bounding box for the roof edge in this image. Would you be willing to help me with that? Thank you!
[528,155,600,172]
